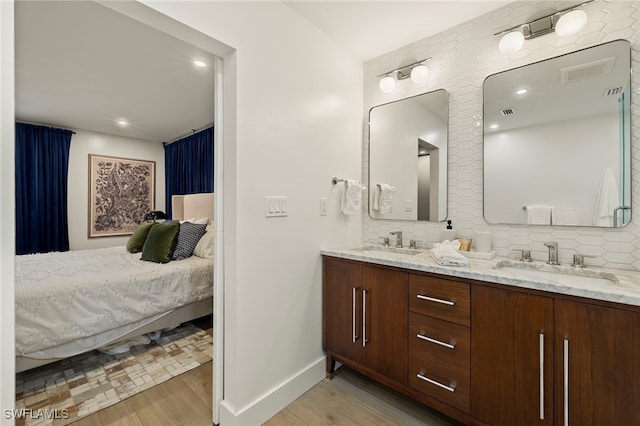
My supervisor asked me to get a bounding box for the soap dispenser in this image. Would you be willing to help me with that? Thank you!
[440,220,457,242]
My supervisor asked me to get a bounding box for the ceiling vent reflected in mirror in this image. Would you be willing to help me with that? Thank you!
[560,57,614,83]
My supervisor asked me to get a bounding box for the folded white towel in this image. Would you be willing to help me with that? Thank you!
[553,207,578,226]
[373,183,396,214]
[341,179,366,215]
[526,205,553,225]
[430,240,469,267]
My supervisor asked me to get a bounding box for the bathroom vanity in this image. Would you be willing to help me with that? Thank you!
[322,246,640,426]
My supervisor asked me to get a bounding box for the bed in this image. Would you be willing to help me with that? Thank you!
[15,193,215,372]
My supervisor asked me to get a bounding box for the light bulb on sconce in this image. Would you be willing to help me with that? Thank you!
[379,75,396,93]
[410,64,429,84]
[555,9,588,37]
[377,58,431,93]
[495,0,592,55]
[498,31,525,54]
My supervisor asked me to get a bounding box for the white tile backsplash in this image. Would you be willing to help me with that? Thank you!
[363,0,640,271]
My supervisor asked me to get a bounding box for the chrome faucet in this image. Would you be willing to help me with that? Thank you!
[390,231,403,248]
[544,241,560,265]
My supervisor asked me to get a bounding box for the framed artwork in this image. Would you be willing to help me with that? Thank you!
[88,154,155,238]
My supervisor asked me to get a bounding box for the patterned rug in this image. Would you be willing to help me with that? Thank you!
[15,323,212,425]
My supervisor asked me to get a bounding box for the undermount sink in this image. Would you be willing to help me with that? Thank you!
[352,245,422,256]
[493,260,619,286]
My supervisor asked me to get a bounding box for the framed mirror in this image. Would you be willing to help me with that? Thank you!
[369,89,448,221]
[483,39,631,227]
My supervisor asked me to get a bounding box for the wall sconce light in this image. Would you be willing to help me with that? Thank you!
[495,0,592,55]
[378,58,431,93]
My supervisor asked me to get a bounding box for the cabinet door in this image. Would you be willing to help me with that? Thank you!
[362,265,408,384]
[471,286,554,426]
[554,300,640,426]
[323,257,362,363]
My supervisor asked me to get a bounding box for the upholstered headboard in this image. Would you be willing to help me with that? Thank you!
[172,193,214,223]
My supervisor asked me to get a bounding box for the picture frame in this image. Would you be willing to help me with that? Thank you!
[88,154,155,238]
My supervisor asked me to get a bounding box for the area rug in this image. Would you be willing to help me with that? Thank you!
[14,323,212,425]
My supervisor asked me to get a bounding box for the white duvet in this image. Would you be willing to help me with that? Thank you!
[15,246,213,356]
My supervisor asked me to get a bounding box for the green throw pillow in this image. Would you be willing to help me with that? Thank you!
[140,222,180,263]
[126,222,156,253]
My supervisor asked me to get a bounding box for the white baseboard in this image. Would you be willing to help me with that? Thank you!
[219,356,326,426]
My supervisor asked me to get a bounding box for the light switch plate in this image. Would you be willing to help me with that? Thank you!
[320,198,328,216]
[265,196,288,217]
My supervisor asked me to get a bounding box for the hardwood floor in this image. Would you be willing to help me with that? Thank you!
[264,367,463,426]
[71,361,212,426]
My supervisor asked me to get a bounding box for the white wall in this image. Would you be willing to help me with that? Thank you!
[67,129,165,250]
[0,1,15,423]
[364,0,640,270]
[141,2,363,425]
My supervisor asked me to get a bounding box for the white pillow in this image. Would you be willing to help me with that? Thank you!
[180,217,196,224]
[193,217,209,224]
[193,224,214,258]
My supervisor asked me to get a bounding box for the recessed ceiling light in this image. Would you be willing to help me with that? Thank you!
[116,119,129,127]
[490,124,499,129]
[194,60,207,68]
[516,88,528,95]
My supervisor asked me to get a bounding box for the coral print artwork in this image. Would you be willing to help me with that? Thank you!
[89,154,155,237]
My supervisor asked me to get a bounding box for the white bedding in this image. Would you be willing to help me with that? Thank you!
[15,246,213,357]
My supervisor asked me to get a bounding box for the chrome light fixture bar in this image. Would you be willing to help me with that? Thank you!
[377,58,431,93]
[495,0,593,54]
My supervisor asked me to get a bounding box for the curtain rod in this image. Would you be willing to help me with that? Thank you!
[164,123,213,145]
[16,120,76,134]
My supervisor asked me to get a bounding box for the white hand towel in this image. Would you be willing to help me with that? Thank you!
[553,207,578,226]
[340,179,366,215]
[592,168,620,226]
[373,183,396,214]
[526,205,553,225]
[430,240,469,267]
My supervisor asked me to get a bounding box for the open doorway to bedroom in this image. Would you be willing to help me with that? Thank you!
[13,1,228,424]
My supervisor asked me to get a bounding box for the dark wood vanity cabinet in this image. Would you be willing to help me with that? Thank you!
[323,257,408,384]
[323,255,640,425]
[472,285,640,426]
[553,300,640,426]
[471,286,554,425]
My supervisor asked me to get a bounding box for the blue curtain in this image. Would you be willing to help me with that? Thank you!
[164,127,214,218]
[15,123,73,255]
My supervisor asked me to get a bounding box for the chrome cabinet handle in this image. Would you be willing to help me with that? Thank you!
[416,373,456,393]
[417,333,456,350]
[564,338,569,426]
[362,289,367,348]
[352,288,358,343]
[416,294,455,306]
[539,332,544,420]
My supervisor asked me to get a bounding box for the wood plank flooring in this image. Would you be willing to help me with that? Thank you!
[264,367,463,426]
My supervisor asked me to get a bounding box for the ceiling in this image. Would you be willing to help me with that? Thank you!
[14,1,512,142]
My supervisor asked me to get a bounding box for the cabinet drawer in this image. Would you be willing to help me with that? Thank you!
[408,312,470,413]
[409,274,470,326]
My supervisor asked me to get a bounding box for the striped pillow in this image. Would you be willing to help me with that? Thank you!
[172,222,207,260]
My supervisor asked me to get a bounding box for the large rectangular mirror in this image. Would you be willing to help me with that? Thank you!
[369,89,448,221]
[483,39,631,227]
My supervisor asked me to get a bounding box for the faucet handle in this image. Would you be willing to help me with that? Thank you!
[572,253,595,268]
[409,239,422,249]
[380,237,390,247]
[512,249,533,262]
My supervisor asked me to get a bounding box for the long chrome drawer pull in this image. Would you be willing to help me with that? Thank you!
[539,332,544,420]
[417,333,456,350]
[416,373,456,393]
[564,338,569,426]
[416,294,455,306]
[362,289,367,348]
[352,288,358,343]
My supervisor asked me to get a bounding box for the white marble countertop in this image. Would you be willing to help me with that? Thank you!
[321,244,640,307]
